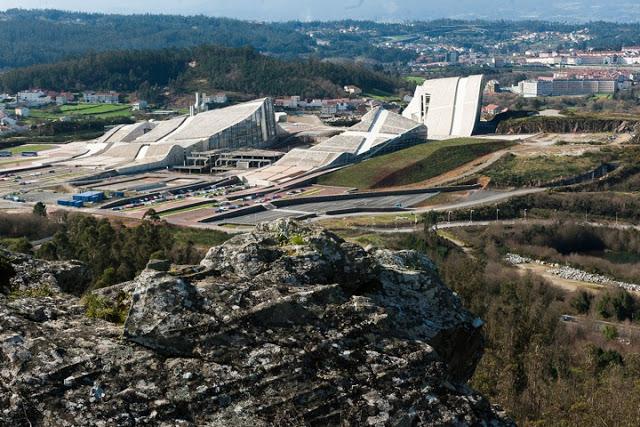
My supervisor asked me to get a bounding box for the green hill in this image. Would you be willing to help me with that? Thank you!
[318,138,513,189]
[0,45,399,100]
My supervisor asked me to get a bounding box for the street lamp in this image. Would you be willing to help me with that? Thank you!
[524,208,528,222]
[496,208,500,222]
[470,209,475,224]
[447,211,452,223]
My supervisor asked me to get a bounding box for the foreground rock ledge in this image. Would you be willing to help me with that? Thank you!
[0,220,512,426]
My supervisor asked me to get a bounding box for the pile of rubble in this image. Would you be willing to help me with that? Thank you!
[504,253,533,265]
[505,252,640,293]
[549,265,640,293]
[0,219,513,426]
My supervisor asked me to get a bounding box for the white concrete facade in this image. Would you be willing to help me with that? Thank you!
[65,98,278,174]
[403,75,484,138]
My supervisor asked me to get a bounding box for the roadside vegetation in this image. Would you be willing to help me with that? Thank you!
[318,138,513,189]
[328,218,640,426]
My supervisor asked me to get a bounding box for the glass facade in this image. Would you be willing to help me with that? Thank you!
[207,100,277,151]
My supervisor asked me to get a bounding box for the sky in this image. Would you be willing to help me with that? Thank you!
[1,0,639,22]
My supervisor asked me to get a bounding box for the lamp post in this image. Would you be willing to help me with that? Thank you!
[524,208,528,222]
[496,208,500,222]
[470,209,475,224]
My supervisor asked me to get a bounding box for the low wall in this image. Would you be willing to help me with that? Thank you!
[271,184,480,208]
[199,205,266,223]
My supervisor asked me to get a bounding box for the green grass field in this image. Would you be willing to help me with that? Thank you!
[171,227,231,248]
[318,138,514,189]
[404,76,427,85]
[8,144,58,154]
[29,104,132,121]
[484,153,606,187]
[362,88,402,102]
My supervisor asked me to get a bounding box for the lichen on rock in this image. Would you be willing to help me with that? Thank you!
[0,219,512,426]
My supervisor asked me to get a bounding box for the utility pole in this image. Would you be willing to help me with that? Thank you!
[447,211,452,223]
[524,208,528,222]
[496,208,500,222]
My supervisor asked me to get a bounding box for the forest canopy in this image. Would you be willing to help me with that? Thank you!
[0,45,400,99]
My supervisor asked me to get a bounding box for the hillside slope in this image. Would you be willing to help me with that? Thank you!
[0,45,399,99]
[319,138,513,189]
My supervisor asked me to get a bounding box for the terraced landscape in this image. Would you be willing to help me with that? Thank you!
[318,138,514,189]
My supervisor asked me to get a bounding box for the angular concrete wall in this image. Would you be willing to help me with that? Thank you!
[404,75,484,138]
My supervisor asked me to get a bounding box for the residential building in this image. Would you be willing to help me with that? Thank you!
[83,92,120,104]
[519,77,617,97]
[132,100,149,111]
[344,85,363,95]
[210,93,228,104]
[519,79,554,97]
[15,107,31,118]
[482,104,503,118]
[17,90,52,106]
[485,80,501,94]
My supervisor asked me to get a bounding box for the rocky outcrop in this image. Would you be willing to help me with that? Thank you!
[1,248,90,295]
[497,115,640,135]
[0,220,512,426]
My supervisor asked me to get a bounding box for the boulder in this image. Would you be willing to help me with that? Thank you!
[0,220,512,426]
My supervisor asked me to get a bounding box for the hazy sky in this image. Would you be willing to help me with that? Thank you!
[1,0,638,22]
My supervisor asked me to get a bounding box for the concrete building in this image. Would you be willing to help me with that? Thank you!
[210,93,228,104]
[15,107,30,118]
[519,79,553,97]
[403,75,484,138]
[65,98,278,174]
[83,92,120,104]
[519,78,617,97]
[17,90,52,106]
[344,85,363,95]
[245,107,427,186]
[131,100,149,111]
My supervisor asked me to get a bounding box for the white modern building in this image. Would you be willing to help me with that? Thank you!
[245,107,427,186]
[17,90,52,106]
[519,78,617,97]
[403,75,484,138]
[65,98,278,174]
[83,92,120,104]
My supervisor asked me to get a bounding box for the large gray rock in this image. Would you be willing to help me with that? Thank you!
[0,220,512,426]
[1,248,90,296]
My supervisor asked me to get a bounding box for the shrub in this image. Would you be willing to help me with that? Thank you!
[289,234,305,246]
[9,285,54,300]
[602,325,618,341]
[571,291,593,314]
[83,292,129,324]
